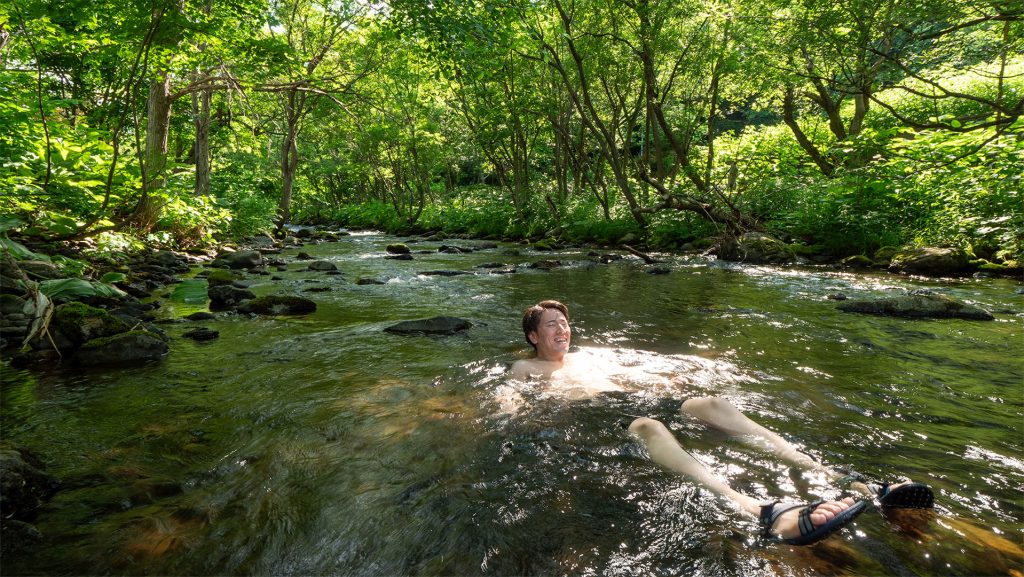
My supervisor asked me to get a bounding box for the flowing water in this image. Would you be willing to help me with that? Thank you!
[2,232,1022,576]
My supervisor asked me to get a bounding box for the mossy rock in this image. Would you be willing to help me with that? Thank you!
[532,239,556,251]
[837,293,993,320]
[977,260,1023,275]
[205,269,239,286]
[889,247,971,276]
[789,243,825,257]
[36,302,129,351]
[236,295,316,315]
[840,255,874,268]
[717,232,794,264]
[386,243,410,255]
[873,246,899,263]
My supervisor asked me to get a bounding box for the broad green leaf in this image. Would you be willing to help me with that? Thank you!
[38,278,127,300]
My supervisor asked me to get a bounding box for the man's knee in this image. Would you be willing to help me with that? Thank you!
[628,416,668,438]
[681,396,731,416]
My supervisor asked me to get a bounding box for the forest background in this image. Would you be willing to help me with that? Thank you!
[1,0,1021,267]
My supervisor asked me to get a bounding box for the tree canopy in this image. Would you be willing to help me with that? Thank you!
[1,0,1021,262]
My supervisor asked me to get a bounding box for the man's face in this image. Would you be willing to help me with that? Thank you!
[530,308,570,360]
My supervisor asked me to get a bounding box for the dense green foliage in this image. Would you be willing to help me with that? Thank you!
[1,0,1020,262]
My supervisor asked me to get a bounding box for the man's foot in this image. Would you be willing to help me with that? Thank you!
[759,497,868,545]
[845,476,935,509]
[869,481,934,509]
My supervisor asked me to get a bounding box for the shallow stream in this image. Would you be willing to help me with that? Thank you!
[2,232,1022,575]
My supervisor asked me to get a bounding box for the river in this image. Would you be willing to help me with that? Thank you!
[2,231,1021,575]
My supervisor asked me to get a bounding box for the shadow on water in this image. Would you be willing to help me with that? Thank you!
[1,232,1022,576]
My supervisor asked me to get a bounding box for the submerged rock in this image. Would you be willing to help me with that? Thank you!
[236,295,317,315]
[530,260,562,270]
[418,270,471,276]
[0,445,58,522]
[837,293,994,320]
[384,316,472,335]
[74,330,169,365]
[183,327,219,341]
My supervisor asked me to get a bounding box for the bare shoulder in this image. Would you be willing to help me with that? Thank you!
[510,358,538,380]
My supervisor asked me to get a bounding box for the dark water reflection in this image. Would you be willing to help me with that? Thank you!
[1,232,1022,576]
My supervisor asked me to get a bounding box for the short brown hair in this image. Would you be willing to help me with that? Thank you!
[522,300,569,349]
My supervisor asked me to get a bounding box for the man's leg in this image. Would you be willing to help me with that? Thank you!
[680,397,896,498]
[680,397,826,471]
[628,416,860,541]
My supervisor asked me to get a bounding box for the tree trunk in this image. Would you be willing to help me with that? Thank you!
[192,84,212,197]
[131,73,173,231]
[277,91,302,229]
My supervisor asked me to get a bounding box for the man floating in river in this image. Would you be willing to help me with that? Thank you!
[511,300,935,546]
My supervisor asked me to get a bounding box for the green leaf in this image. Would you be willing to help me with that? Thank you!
[38,278,127,300]
[0,217,23,233]
[99,271,128,283]
[0,236,44,260]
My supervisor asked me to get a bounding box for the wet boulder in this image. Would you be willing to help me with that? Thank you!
[888,247,972,276]
[74,330,169,365]
[418,270,471,276]
[386,243,411,255]
[183,327,219,341]
[30,302,129,352]
[214,250,263,270]
[384,316,472,335]
[716,232,794,264]
[837,293,994,320]
[204,269,240,286]
[530,260,562,270]
[147,250,190,271]
[207,285,256,309]
[236,295,317,315]
[307,260,338,272]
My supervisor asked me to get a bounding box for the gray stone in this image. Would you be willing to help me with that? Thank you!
[236,295,317,315]
[530,260,562,270]
[418,270,471,276]
[307,260,338,272]
[384,316,472,335]
[75,331,169,365]
[215,250,264,269]
[889,247,972,276]
[149,250,187,268]
[837,294,994,320]
[716,232,794,264]
[183,327,219,341]
[207,285,255,309]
